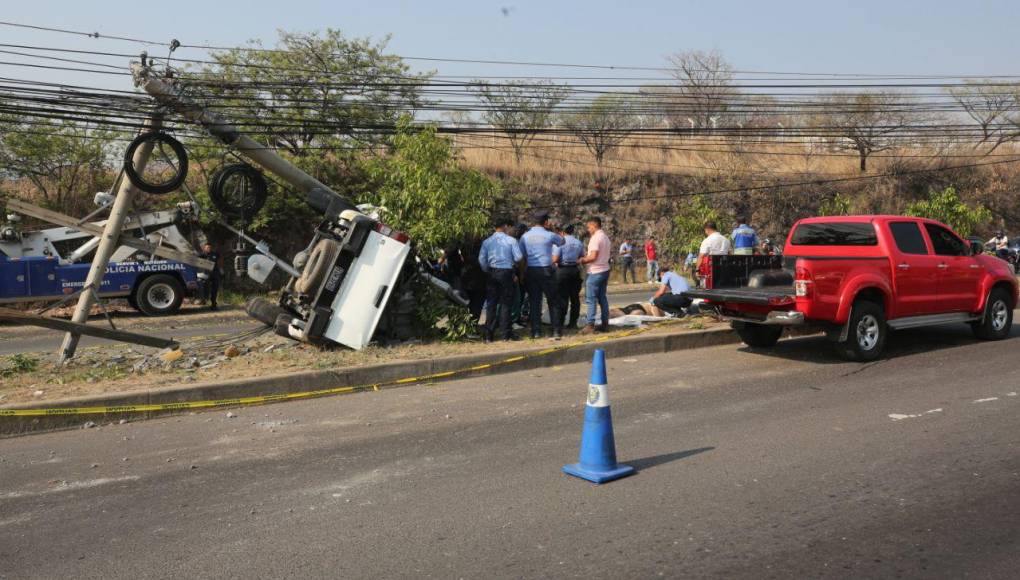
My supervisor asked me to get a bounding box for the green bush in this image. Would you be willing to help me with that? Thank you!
[1,354,39,378]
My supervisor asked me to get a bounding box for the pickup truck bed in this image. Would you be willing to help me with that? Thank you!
[684,286,793,305]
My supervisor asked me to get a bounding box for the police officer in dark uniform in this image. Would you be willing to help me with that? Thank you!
[199,242,222,310]
[553,224,584,330]
[479,217,524,341]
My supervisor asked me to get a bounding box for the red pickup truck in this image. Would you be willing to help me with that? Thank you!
[686,215,1018,360]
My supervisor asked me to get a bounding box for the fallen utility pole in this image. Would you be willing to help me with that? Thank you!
[1,307,178,350]
[58,115,163,363]
[131,64,354,218]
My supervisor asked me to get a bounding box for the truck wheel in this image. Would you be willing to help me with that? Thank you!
[734,323,783,348]
[245,297,286,327]
[972,288,1013,340]
[294,239,342,295]
[834,300,886,361]
[134,275,184,316]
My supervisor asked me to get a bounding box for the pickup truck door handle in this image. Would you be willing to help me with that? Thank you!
[937,263,949,269]
[969,264,982,269]
[373,285,389,308]
[897,263,910,270]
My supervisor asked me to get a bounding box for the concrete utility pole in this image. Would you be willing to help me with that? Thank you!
[131,64,353,218]
[58,115,163,363]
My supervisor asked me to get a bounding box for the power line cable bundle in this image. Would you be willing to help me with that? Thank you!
[3,18,1020,204]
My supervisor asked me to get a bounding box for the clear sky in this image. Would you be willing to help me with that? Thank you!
[4,0,1020,90]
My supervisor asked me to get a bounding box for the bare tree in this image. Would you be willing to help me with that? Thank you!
[947,80,1017,145]
[814,92,914,172]
[560,94,639,167]
[470,80,569,163]
[664,49,737,132]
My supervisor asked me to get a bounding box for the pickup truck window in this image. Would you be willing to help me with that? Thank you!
[889,222,929,255]
[790,222,877,246]
[924,223,967,256]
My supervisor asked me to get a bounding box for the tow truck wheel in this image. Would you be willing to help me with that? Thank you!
[834,300,886,361]
[134,274,184,316]
[734,322,783,348]
[972,288,1013,340]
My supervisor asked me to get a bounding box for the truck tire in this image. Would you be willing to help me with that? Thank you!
[294,239,342,295]
[972,287,1013,340]
[245,297,286,327]
[834,300,886,361]
[134,274,184,316]
[734,322,783,348]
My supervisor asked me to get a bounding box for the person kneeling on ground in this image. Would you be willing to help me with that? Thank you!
[651,264,693,317]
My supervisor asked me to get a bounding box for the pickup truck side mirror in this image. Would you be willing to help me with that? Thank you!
[970,241,984,256]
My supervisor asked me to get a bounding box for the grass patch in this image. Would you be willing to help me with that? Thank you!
[1,354,39,378]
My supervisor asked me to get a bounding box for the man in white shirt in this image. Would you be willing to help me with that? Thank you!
[987,231,1010,260]
[650,264,692,317]
[697,220,731,270]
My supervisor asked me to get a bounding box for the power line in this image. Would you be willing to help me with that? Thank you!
[7,19,1020,82]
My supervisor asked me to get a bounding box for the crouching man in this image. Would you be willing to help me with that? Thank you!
[650,264,693,317]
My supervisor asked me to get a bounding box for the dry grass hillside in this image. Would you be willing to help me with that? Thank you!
[454,134,1020,257]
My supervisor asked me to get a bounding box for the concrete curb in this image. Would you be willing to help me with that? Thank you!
[1,326,740,436]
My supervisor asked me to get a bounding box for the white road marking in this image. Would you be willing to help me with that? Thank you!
[973,397,999,404]
[1006,392,1017,397]
[0,476,140,499]
[888,409,943,421]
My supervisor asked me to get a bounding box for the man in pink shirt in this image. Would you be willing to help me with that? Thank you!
[578,216,611,334]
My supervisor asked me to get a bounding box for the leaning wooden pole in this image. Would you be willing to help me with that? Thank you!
[58,114,163,362]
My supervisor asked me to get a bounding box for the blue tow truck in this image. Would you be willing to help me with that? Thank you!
[0,201,207,316]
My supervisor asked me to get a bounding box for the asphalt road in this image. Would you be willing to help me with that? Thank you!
[0,290,655,356]
[2,322,1018,578]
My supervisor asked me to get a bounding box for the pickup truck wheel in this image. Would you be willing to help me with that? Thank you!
[294,239,342,295]
[972,288,1013,340]
[245,297,286,327]
[134,275,184,316]
[834,301,886,361]
[735,323,783,348]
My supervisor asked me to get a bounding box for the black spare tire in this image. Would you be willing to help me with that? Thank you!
[294,239,342,295]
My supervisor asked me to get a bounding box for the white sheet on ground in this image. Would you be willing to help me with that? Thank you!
[608,314,672,327]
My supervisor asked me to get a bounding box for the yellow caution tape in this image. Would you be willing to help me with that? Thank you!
[1,324,663,417]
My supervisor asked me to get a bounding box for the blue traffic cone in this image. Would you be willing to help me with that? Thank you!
[562,349,636,484]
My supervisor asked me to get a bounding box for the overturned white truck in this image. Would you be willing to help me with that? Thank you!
[131,62,466,350]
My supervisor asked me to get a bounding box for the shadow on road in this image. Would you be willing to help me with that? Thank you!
[627,446,715,471]
[735,323,1020,365]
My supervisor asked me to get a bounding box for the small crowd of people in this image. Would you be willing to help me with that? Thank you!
[472,211,705,342]
[435,213,783,342]
[477,211,614,342]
